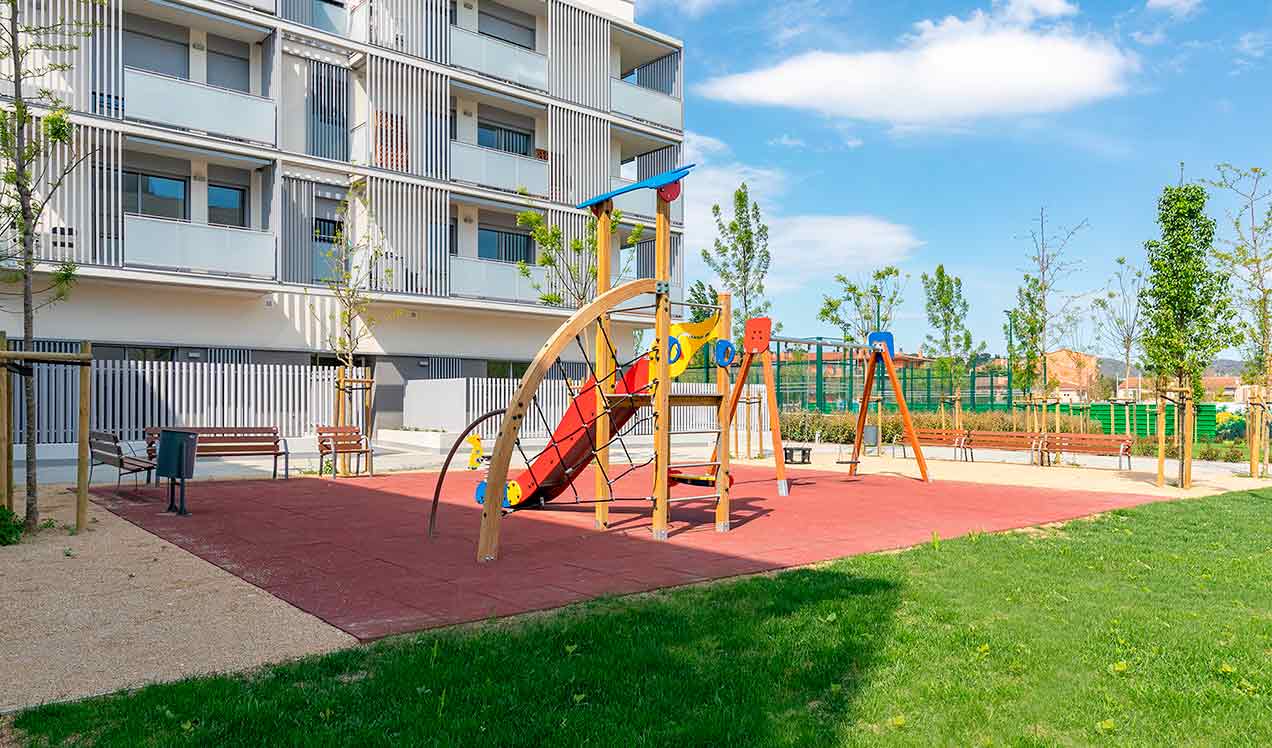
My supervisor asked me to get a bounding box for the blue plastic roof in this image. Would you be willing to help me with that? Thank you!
[576,164,695,210]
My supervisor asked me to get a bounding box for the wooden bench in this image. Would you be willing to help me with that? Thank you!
[1043,432,1134,469]
[317,425,374,477]
[895,428,969,460]
[89,431,156,492]
[144,426,290,479]
[964,431,1046,464]
[784,446,812,465]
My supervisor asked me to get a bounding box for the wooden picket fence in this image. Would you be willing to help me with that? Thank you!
[8,361,368,444]
[463,378,769,441]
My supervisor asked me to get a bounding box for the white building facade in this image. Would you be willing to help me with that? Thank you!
[3,0,685,427]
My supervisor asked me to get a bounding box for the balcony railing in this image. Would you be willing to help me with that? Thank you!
[124,214,276,279]
[124,67,276,145]
[450,140,548,196]
[243,0,277,14]
[609,176,683,224]
[449,26,548,92]
[610,78,682,130]
[449,255,547,305]
[281,0,346,34]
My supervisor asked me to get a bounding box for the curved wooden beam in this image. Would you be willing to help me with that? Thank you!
[477,277,658,562]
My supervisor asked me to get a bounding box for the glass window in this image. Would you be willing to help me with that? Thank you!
[312,217,342,283]
[126,347,175,362]
[207,51,250,92]
[478,227,533,264]
[449,218,458,255]
[208,184,247,227]
[123,171,187,220]
[123,30,189,79]
[486,360,529,378]
[478,11,534,49]
[477,121,532,156]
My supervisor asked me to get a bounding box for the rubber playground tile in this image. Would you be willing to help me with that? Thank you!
[96,467,1165,641]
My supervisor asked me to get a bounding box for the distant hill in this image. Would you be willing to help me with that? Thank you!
[1095,356,1244,379]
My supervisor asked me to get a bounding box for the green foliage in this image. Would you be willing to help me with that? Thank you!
[1139,183,1239,399]
[919,264,983,381]
[818,266,907,346]
[515,209,643,308]
[1205,164,1272,385]
[0,506,22,545]
[686,279,719,323]
[700,182,773,343]
[1005,277,1048,395]
[1215,411,1246,441]
[779,409,1088,445]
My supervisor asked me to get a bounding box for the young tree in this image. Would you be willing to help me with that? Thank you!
[0,2,100,529]
[701,182,772,342]
[817,265,907,344]
[311,187,397,376]
[919,264,984,381]
[1204,164,1272,386]
[515,209,643,309]
[1091,256,1145,385]
[1140,183,1238,400]
[1020,207,1088,354]
[685,279,719,324]
[1005,276,1047,396]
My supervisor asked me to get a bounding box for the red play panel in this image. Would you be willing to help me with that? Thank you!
[96,467,1163,640]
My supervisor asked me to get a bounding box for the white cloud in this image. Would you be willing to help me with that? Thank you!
[698,3,1137,128]
[1130,27,1167,46]
[1238,31,1268,58]
[681,132,921,296]
[1146,0,1202,19]
[767,134,808,148]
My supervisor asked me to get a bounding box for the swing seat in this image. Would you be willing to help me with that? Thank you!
[668,470,734,488]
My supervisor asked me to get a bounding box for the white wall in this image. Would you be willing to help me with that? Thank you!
[278,53,308,153]
[579,0,635,22]
[7,279,618,362]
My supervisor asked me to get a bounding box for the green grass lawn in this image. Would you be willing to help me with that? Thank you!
[14,490,1272,746]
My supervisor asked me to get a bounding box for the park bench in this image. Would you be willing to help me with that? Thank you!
[144,426,290,479]
[1043,432,1135,470]
[784,445,812,465]
[317,425,374,477]
[89,430,156,492]
[964,431,1046,465]
[894,428,969,460]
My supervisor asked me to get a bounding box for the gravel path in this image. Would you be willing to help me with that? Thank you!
[0,488,354,714]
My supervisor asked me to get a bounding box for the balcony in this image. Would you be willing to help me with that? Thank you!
[449,255,547,305]
[449,26,548,92]
[283,0,346,34]
[242,0,277,13]
[124,67,276,145]
[612,272,684,311]
[610,78,682,131]
[450,140,548,196]
[609,176,683,224]
[124,214,276,279]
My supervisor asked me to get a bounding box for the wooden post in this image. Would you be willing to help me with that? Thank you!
[335,367,348,476]
[1156,393,1166,487]
[651,194,672,541]
[880,346,928,481]
[76,342,91,532]
[715,292,732,530]
[0,330,8,513]
[1250,393,1260,480]
[848,355,877,477]
[593,200,613,529]
[1183,393,1193,489]
[761,347,788,495]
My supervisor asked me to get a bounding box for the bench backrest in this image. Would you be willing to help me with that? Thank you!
[317,425,365,453]
[966,431,1042,445]
[914,428,967,440]
[1045,433,1132,451]
[89,431,124,467]
[144,426,281,457]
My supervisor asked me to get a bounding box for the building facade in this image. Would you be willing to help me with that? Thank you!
[2,0,685,427]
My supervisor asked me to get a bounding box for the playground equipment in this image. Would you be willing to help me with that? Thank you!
[0,334,93,531]
[466,165,769,561]
[847,332,929,482]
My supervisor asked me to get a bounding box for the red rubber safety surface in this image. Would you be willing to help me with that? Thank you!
[96,467,1164,641]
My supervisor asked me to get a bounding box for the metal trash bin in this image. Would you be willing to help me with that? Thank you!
[157,428,198,515]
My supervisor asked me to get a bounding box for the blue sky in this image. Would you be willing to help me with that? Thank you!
[635,0,1272,357]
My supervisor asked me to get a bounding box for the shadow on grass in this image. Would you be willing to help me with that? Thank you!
[16,566,900,747]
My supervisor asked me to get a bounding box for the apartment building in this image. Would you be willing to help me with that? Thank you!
[3,0,685,427]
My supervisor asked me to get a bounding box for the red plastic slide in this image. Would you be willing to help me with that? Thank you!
[507,355,651,508]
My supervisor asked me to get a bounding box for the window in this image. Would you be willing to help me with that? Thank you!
[478,7,535,50]
[477,121,532,157]
[122,171,188,220]
[449,218,458,255]
[478,227,533,264]
[312,217,342,282]
[208,184,247,227]
[309,61,349,161]
[126,347,175,362]
[312,0,346,35]
[122,14,189,79]
[206,35,251,93]
[487,360,529,378]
